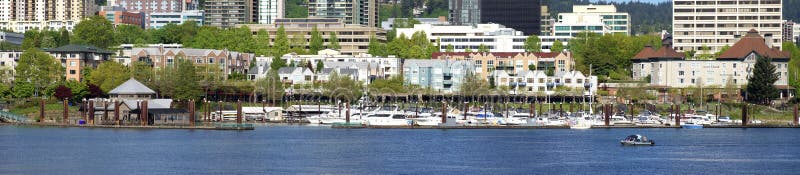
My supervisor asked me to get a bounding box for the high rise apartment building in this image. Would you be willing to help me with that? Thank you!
[0,0,88,32]
[204,0,253,28]
[672,0,783,53]
[449,0,542,35]
[307,0,379,27]
[555,4,629,35]
[257,0,284,24]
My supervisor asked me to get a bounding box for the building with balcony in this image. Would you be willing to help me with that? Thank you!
[431,52,574,81]
[395,23,570,52]
[491,70,598,95]
[279,49,400,79]
[403,59,475,93]
[128,47,254,76]
[553,4,629,36]
[449,0,543,35]
[0,0,89,32]
[99,6,146,28]
[203,0,252,28]
[47,44,114,82]
[308,0,378,27]
[238,18,386,55]
[113,0,185,28]
[672,0,783,53]
[149,10,203,29]
[0,50,22,83]
[256,0,283,24]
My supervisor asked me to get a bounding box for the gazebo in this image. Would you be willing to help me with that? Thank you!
[108,78,156,100]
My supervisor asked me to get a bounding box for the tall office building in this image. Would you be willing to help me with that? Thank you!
[307,0,379,27]
[672,0,782,53]
[449,0,542,35]
[555,4,630,35]
[204,0,253,28]
[113,0,184,28]
[0,0,88,32]
[257,0,284,24]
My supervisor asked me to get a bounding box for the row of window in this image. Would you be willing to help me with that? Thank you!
[675,0,780,5]
[675,16,781,21]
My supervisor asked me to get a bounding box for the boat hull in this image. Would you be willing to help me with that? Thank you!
[682,124,703,129]
[620,141,655,146]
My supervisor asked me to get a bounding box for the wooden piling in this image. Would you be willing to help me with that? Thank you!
[236,100,242,124]
[346,103,351,124]
[103,101,108,122]
[189,100,195,127]
[794,104,799,125]
[742,103,748,126]
[88,100,94,125]
[114,100,120,125]
[441,102,447,124]
[141,100,148,126]
[39,99,45,122]
[529,101,534,118]
[62,99,68,124]
[604,104,610,126]
[675,105,681,127]
[463,102,468,120]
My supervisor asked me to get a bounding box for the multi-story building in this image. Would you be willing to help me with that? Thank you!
[239,18,386,55]
[280,49,400,79]
[128,47,254,76]
[0,31,24,46]
[632,30,789,91]
[0,0,88,32]
[113,0,185,28]
[540,3,553,36]
[448,0,480,26]
[204,0,252,28]
[381,17,449,30]
[480,0,541,35]
[148,10,203,29]
[783,20,795,43]
[403,59,475,93]
[492,70,598,95]
[431,52,574,81]
[554,4,630,36]
[395,23,570,52]
[256,0,283,24]
[99,6,145,28]
[307,0,378,27]
[47,44,114,82]
[672,0,783,53]
[0,50,22,83]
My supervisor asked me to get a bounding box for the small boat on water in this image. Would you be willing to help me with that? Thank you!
[682,123,703,129]
[620,135,654,146]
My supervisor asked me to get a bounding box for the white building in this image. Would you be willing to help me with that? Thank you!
[672,0,783,53]
[280,49,401,79]
[403,59,474,93]
[554,4,630,36]
[277,67,314,85]
[257,0,284,24]
[0,51,21,83]
[381,17,449,30]
[0,0,88,32]
[491,70,598,95]
[395,23,571,52]
[149,10,204,29]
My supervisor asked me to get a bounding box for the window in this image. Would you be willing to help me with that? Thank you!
[678,71,684,76]
[69,61,76,66]
[69,70,76,74]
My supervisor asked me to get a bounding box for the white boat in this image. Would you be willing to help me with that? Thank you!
[611,115,633,125]
[569,117,592,129]
[364,106,410,126]
[506,113,531,125]
[305,109,336,124]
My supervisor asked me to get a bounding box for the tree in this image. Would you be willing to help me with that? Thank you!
[723,75,739,102]
[697,45,713,60]
[464,47,473,53]
[316,61,325,73]
[256,70,285,105]
[130,61,155,88]
[369,76,405,95]
[255,29,272,57]
[746,56,779,105]
[323,72,363,103]
[309,27,324,54]
[21,29,41,50]
[551,40,565,53]
[715,44,731,58]
[528,64,536,71]
[64,80,88,101]
[58,27,70,46]
[13,48,61,98]
[478,44,490,53]
[71,15,115,49]
[114,24,147,45]
[53,85,73,100]
[89,61,130,93]
[273,25,290,58]
[86,83,104,98]
[445,44,455,53]
[40,33,56,49]
[524,35,542,52]
[290,32,307,54]
[172,59,201,100]
[367,36,387,56]
[327,32,341,50]
[459,73,489,97]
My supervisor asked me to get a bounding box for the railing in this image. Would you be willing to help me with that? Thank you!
[0,111,30,123]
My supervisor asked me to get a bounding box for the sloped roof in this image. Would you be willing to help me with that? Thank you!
[431,52,563,59]
[47,44,114,54]
[123,99,173,110]
[650,46,684,58]
[718,29,790,59]
[632,46,656,59]
[108,78,156,95]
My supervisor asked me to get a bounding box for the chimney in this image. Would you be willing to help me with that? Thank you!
[764,33,773,48]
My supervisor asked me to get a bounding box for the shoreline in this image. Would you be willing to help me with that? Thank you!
[5,122,254,130]
[332,124,800,129]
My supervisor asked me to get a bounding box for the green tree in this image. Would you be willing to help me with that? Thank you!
[367,36,387,56]
[715,44,731,58]
[323,72,363,103]
[172,59,201,100]
[130,61,155,88]
[270,57,287,71]
[58,27,70,46]
[273,25,290,58]
[478,44,490,52]
[255,70,285,105]
[254,29,272,57]
[316,61,325,73]
[20,29,41,50]
[64,80,88,101]
[290,33,307,54]
[524,35,542,52]
[89,61,130,93]
[39,33,56,49]
[445,44,455,52]
[309,27,324,54]
[71,15,115,49]
[459,73,489,97]
[464,47,473,53]
[13,48,62,98]
[551,40,565,52]
[746,56,779,105]
[114,24,147,45]
[328,32,341,50]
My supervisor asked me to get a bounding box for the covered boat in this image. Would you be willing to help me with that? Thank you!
[620,135,654,146]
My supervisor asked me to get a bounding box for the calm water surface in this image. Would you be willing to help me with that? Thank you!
[1,124,799,174]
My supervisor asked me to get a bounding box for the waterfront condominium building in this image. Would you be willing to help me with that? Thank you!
[492,70,598,95]
[395,23,570,52]
[0,0,89,32]
[203,0,253,28]
[554,4,629,36]
[632,29,789,94]
[431,52,575,81]
[148,10,203,29]
[672,0,782,53]
[307,0,379,27]
[238,18,386,55]
[449,0,542,35]
[256,0,283,24]
[403,59,475,93]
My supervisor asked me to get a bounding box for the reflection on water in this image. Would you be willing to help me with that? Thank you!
[1,125,799,174]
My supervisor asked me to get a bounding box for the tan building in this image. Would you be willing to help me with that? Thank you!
[0,0,90,32]
[129,47,255,76]
[308,0,378,27]
[47,44,114,82]
[431,52,575,80]
[239,18,386,55]
[203,0,253,28]
[672,0,783,53]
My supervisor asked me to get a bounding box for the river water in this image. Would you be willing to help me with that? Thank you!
[1,124,799,174]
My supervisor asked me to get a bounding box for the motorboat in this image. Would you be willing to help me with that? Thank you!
[620,134,655,146]
[506,112,532,125]
[364,106,410,126]
[611,114,633,125]
[682,122,703,129]
[717,116,732,123]
[569,116,592,129]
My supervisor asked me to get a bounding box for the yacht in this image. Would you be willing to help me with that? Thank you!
[611,113,633,125]
[569,116,592,129]
[364,106,410,126]
[506,113,532,125]
[407,108,440,126]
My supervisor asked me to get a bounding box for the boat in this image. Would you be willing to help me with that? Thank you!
[569,116,592,129]
[610,114,633,125]
[682,122,704,129]
[506,112,532,125]
[620,134,655,146]
[364,106,410,126]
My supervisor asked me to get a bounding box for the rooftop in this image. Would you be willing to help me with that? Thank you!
[718,29,790,59]
[47,44,114,54]
[109,78,156,95]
